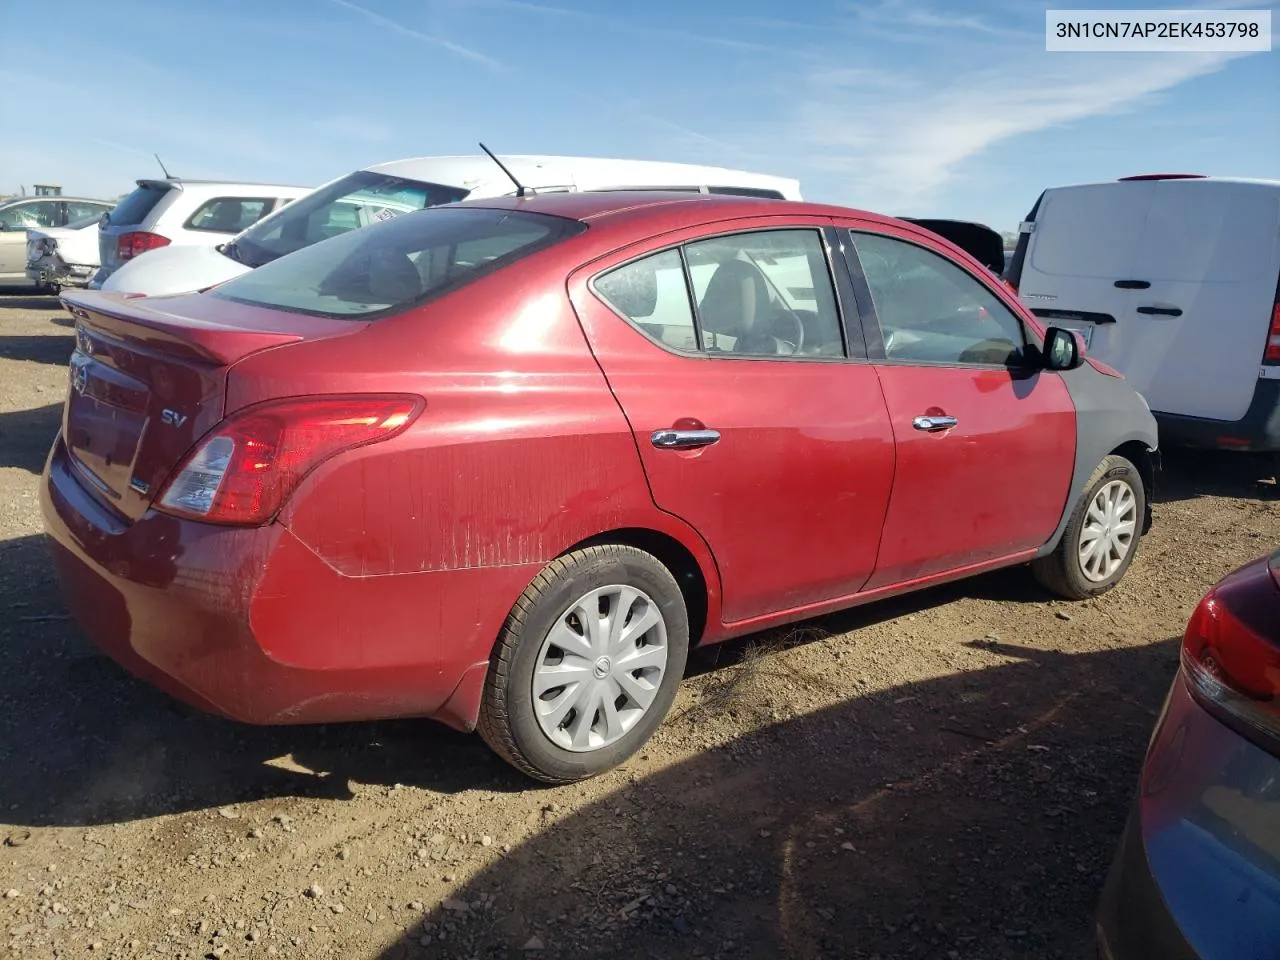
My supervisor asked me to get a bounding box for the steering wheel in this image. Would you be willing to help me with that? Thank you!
[768,306,806,355]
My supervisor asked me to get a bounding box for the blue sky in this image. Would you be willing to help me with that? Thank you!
[2,0,1275,231]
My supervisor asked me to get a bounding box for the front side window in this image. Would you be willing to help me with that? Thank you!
[211,206,583,320]
[852,231,1027,366]
[594,229,846,359]
[225,171,470,268]
[0,201,60,230]
[185,197,273,233]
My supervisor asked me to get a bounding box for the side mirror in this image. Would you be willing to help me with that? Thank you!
[1043,326,1085,371]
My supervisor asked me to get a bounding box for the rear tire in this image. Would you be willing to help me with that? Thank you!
[478,544,689,784]
[1032,454,1145,600]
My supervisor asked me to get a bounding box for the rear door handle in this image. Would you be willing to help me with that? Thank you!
[1114,279,1151,289]
[651,428,721,450]
[912,415,958,432]
[1136,306,1183,317]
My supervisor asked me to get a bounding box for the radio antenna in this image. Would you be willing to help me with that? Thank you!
[154,153,174,180]
[478,142,531,197]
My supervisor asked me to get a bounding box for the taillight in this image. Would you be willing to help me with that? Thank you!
[1181,579,1280,751]
[155,395,423,525]
[115,231,171,262]
[1264,302,1280,364]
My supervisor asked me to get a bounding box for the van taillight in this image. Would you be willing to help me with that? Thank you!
[155,395,423,525]
[116,231,171,262]
[1264,302,1280,364]
[1181,576,1280,752]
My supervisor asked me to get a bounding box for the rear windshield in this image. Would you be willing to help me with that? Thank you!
[210,206,584,319]
[223,171,470,269]
[106,184,171,227]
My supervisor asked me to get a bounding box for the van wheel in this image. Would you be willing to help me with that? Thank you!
[1032,455,1145,600]
[478,544,689,784]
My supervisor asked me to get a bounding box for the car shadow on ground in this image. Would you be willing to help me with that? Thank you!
[0,403,61,472]
[0,532,1069,832]
[370,639,1178,960]
[1154,447,1278,504]
[0,333,74,366]
[0,292,61,311]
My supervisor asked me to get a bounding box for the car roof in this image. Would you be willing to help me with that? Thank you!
[362,154,801,195]
[0,195,112,206]
[461,190,889,233]
[1049,175,1280,191]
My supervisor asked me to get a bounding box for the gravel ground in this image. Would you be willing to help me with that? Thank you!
[2,289,1278,960]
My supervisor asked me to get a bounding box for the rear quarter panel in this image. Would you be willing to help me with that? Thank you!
[228,248,723,600]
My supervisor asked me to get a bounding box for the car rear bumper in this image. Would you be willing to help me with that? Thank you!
[1095,675,1280,960]
[27,260,94,287]
[40,437,532,728]
[1154,379,1280,452]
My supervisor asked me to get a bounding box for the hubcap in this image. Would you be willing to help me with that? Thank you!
[1078,479,1137,583]
[532,584,669,752]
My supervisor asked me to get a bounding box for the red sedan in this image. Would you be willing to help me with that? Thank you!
[42,191,1158,783]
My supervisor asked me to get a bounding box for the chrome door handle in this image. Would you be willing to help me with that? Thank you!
[912,415,957,432]
[650,428,721,450]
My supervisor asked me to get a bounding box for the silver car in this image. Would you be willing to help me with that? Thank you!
[0,196,113,288]
[1096,547,1280,958]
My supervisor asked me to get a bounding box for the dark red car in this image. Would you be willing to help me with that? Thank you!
[42,191,1159,783]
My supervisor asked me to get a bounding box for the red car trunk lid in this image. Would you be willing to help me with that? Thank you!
[59,290,362,521]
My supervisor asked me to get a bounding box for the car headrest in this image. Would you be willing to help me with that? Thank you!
[699,259,769,338]
[367,251,422,304]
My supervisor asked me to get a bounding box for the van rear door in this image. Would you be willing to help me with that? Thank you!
[1122,180,1280,421]
[1016,180,1157,370]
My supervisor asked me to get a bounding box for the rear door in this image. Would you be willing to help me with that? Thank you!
[1120,181,1280,421]
[568,218,896,625]
[842,221,1076,588]
[1016,181,1156,363]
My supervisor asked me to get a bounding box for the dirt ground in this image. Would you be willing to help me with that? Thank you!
[2,288,1278,960]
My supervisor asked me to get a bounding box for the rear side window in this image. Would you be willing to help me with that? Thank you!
[65,201,110,221]
[594,229,846,358]
[107,184,171,226]
[185,197,274,233]
[211,207,584,319]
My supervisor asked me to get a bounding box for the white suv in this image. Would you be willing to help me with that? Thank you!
[98,154,803,297]
[89,178,311,289]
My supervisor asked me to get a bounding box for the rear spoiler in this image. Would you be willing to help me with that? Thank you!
[899,218,1005,274]
[60,289,305,366]
[135,178,183,192]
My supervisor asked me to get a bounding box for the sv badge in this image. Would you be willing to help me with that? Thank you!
[161,409,189,428]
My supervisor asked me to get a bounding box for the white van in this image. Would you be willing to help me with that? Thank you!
[100,154,802,298]
[1007,174,1280,451]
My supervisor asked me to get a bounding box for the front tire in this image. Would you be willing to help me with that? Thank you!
[478,544,689,784]
[1033,454,1145,600]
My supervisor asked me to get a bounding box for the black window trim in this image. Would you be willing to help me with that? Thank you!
[840,226,1043,371]
[587,223,867,364]
[183,196,278,233]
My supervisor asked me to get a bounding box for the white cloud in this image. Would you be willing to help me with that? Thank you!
[767,2,1265,210]
[325,0,506,70]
